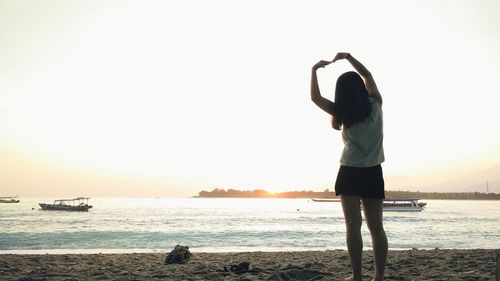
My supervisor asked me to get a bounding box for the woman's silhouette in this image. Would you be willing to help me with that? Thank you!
[310,53,387,281]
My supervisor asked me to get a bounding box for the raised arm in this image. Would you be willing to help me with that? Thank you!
[311,60,341,130]
[333,53,383,104]
[311,60,335,115]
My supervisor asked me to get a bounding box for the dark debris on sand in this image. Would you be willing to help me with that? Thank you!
[164,244,192,264]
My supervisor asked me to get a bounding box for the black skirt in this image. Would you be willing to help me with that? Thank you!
[334,164,385,199]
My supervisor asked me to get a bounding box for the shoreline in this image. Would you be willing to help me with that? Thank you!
[1,247,498,255]
[1,249,497,280]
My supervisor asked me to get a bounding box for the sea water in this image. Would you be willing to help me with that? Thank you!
[0,198,499,254]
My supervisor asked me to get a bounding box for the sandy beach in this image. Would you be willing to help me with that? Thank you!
[0,249,497,280]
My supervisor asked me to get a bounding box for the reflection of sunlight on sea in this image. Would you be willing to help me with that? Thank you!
[0,198,499,253]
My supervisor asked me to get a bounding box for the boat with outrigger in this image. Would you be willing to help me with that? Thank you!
[39,197,93,211]
[311,198,341,203]
[311,198,427,212]
[382,198,426,212]
[0,196,20,203]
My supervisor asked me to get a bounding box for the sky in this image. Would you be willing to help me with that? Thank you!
[1,0,500,197]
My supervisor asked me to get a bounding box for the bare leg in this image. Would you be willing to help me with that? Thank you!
[341,195,363,281]
[361,197,388,281]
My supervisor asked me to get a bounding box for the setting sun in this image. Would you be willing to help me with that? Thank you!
[1,0,500,196]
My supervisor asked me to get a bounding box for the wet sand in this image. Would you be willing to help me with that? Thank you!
[0,249,497,280]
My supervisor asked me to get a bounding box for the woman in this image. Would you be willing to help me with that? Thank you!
[310,52,388,281]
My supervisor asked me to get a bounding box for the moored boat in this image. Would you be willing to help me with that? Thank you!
[311,197,426,212]
[0,196,20,203]
[39,197,92,211]
[382,198,426,212]
[311,198,341,202]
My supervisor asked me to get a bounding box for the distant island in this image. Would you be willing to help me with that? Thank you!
[197,188,334,199]
[196,188,500,200]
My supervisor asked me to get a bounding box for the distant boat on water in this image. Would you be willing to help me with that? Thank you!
[382,198,426,212]
[312,198,427,212]
[0,196,20,203]
[39,197,93,211]
[311,198,341,202]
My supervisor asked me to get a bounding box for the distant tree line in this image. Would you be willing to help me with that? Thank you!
[197,188,500,200]
[197,188,335,198]
[385,190,500,200]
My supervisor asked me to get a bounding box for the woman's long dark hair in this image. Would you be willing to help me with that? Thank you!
[332,71,372,128]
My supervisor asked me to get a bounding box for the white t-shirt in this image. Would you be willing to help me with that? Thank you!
[339,97,384,167]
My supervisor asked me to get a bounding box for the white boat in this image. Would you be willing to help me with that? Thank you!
[382,198,426,212]
[39,197,92,211]
[311,198,341,202]
[311,197,426,212]
[0,196,20,203]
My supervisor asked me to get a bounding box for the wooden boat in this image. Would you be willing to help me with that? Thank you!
[382,198,426,212]
[39,197,92,211]
[0,196,20,203]
[312,197,426,212]
[311,198,340,202]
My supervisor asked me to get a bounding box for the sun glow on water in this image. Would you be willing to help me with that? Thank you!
[1,198,499,253]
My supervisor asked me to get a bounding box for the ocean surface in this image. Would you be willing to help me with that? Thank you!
[0,198,499,254]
